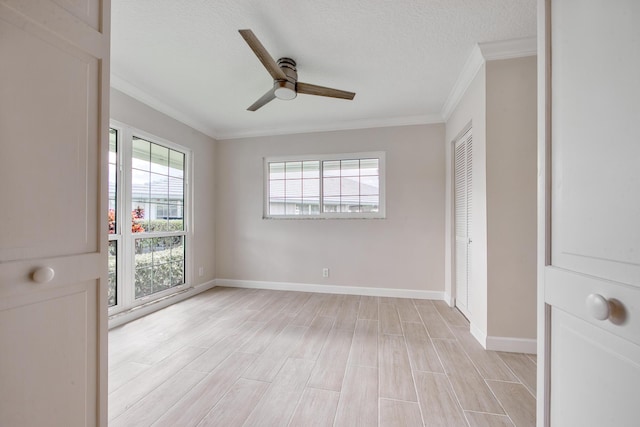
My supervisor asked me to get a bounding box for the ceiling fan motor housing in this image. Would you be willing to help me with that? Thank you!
[274,57,297,100]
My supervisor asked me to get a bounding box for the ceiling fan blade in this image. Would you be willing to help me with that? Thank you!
[297,82,355,100]
[247,88,276,111]
[239,29,287,81]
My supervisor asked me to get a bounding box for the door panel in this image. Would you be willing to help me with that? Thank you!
[3,0,102,31]
[540,0,640,425]
[0,0,109,425]
[0,13,99,262]
[454,130,472,318]
[550,308,640,426]
[550,0,640,285]
[0,279,98,427]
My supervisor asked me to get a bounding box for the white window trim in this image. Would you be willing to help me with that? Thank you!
[108,120,193,316]
[263,151,386,220]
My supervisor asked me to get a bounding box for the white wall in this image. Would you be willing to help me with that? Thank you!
[215,124,445,294]
[445,65,489,335]
[486,56,537,339]
[445,56,537,348]
[110,88,217,286]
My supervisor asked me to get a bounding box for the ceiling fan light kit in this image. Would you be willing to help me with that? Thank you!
[239,29,356,111]
[273,58,297,100]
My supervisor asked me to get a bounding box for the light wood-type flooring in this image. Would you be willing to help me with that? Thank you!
[109,287,536,426]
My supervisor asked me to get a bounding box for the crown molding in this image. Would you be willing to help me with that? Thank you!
[478,36,538,61]
[441,36,537,121]
[112,73,442,140]
[110,73,221,139]
[216,113,444,140]
[441,45,485,122]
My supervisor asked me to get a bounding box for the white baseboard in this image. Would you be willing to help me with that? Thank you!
[443,292,454,307]
[470,323,488,348]
[485,336,537,354]
[108,279,217,329]
[215,278,444,300]
[469,323,536,354]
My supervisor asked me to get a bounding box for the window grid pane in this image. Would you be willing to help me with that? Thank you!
[321,158,380,214]
[108,240,117,307]
[108,129,118,234]
[131,137,185,232]
[267,154,382,217]
[268,160,321,216]
[134,236,185,299]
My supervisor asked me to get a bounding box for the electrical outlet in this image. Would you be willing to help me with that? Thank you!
[322,268,329,278]
[198,266,204,277]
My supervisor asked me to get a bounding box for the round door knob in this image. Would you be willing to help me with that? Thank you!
[32,267,55,284]
[586,293,610,321]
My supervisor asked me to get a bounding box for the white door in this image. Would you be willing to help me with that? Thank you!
[454,129,472,318]
[0,1,110,426]
[538,1,640,426]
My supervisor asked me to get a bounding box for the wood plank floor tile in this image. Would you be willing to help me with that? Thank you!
[433,338,479,376]
[242,358,315,427]
[241,324,308,382]
[109,346,207,421]
[414,371,467,427]
[416,304,455,339]
[193,310,262,348]
[307,327,353,391]
[152,352,257,426]
[111,369,206,427]
[402,322,444,373]
[348,319,378,368]
[288,388,340,427]
[380,399,423,427]
[290,294,326,326]
[239,314,293,355]
[334,295,360,330]
[245,289,277,311]
[196,378,269,427]
[317,293,343,317]
[432,300,470,328]
[358,296,379,320]
[290,315,334,360]
[465,411,515,427]
[451,328,518,381]
[379,303,403,335]
[447,374,505,414]
[487,380,536,427]
[395,299,422,323]
[280,292,313,316]
[108,361,150,394]
[247,293,294,322]
[379,334,417,402]
[186,321,264,372]
[498,352,537,395]
[334,365,378,427]
[109,288,536,427]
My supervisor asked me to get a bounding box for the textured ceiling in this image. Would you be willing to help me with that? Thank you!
[111,0,536,139]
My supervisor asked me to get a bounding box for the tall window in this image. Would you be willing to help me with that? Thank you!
[131,137,186,299]
[108,124,189,313]
[265,152,385,219]
[108,129,119,307]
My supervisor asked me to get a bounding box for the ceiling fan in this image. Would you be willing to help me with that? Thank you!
[239,29,356,111]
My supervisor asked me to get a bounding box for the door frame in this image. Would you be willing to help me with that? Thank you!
[536,0,553,425]
[452,125,473,320]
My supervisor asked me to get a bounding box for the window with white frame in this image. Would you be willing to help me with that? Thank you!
[265,152,385,218]
[108,123,190,313]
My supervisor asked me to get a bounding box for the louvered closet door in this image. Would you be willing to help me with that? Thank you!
[454,129,472,319]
